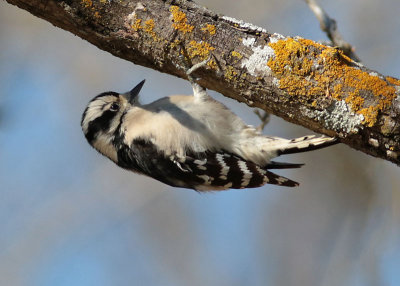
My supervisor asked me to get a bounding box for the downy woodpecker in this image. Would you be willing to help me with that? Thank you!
[81,61,336,191]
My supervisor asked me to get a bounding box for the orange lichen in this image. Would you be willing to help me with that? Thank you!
[169,6,194,34]
[231,51,243,59]
[207,59,217,69]
[144,19,155,31]
[170,39,181,49]
[130,18,160,41]
[224,66,237,80]
[268,37,398,127]
[358,106,379,126]
[386,76,400,86]
[201,24,216,35]
[143,19,158,40]
[131,18,142,31]
[344,91,365,111]
[81,0,92,8]
[188,40,215,60]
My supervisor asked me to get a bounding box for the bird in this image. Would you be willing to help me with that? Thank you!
[81,60,337,191]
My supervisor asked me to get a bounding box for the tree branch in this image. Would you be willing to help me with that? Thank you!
[304,0,360,62]
[5,0,400,165]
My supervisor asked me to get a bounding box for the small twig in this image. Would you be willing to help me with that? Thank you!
[304,0,361,62]
[254,109,270,132]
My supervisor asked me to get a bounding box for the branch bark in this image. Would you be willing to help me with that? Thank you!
[5,0,400,165]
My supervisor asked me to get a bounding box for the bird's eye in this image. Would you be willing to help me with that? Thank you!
[110,102,120,112]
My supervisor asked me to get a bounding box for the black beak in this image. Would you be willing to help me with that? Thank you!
[125,80,145,104]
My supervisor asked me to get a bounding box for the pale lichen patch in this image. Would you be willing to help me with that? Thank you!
[368,138,379,147]
[134,2,145,11]
[394,95,400,113]
[272,77,280,87]
[387,150,398,160]
[242,37,256,47]
[221,16,267,34]
[270,33,285,44]
[301,100,364,134]
[241,37,274,76]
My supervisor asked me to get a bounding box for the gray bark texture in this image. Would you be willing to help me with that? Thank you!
[5,0,400,165]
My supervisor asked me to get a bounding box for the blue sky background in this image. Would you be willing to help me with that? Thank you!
[1,0,400,285]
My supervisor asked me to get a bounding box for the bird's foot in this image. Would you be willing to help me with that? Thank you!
[254,109,270,132]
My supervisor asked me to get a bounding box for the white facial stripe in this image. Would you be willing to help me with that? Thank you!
[82,95,122,132]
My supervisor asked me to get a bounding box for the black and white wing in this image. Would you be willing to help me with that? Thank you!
[115,139,300,191]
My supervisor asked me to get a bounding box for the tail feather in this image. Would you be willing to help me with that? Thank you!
[275,135,338,156]
[264,170,299,187]
[265,161,304,169]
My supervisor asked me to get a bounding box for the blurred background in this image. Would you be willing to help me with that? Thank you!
[1,0,399,285]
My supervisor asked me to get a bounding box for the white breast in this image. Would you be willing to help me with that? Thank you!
[122,94,277,165]
[123,95,240,153]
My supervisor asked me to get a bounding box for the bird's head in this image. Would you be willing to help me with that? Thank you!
[81,80,145,161]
